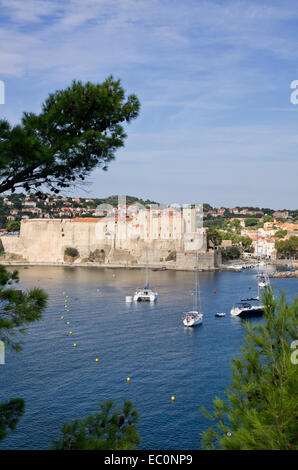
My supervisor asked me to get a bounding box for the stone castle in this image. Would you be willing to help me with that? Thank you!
[0,208,222,269]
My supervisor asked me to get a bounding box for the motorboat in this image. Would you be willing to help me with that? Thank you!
[230,234,264,318]
[230,298,264,318]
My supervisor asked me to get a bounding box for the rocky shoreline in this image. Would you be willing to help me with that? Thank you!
[268,271,298,278]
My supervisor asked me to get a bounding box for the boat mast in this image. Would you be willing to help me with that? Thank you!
[193,264,198,310]
[256,232,260,298]
[195,251,202,312]
[145,248,149,288]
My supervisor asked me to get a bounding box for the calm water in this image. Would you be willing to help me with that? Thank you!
[0,266,297,450]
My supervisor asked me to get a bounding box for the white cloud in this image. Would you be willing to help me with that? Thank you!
[1,0,297,80]
[0,0,59,23]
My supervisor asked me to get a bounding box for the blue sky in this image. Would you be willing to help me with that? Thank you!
[0,0,297,209]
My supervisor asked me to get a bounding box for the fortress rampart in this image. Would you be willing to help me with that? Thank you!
[0,214,221,269]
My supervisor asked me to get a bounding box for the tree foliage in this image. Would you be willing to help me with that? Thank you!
[0,77,140,195]
[51,400,140,450]
[203,203,213,211]
[64,247,79,258]
[0,265,47,351]
[221,246,241,260]
[244,218,260,227]
[0,398,25,441]
[221,219,242,234]
[6,220,20,232]
[207,227,222,248]
[274,229,288,239]
[240,236,253,250]
[201,289,298,450]
[275,236,298,258]
[0,265,47,440]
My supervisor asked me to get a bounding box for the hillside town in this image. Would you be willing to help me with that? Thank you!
[218,219,298,261]
[0,193,297,264]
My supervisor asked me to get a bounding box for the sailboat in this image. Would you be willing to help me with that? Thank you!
[257,238,270,290]
[132,250,158,302]
[258,272,270,289]
[182,255,203,327]
[230,234,264,318]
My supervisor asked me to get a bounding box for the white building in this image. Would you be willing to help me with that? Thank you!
[252,237,275,259]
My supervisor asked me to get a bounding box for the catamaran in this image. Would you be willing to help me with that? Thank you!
[182,255,203,327]
[132,250,158,302]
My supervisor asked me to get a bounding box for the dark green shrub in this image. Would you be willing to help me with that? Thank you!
[64,247,79,258]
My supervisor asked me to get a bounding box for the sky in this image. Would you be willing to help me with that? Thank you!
[0,0,298,209]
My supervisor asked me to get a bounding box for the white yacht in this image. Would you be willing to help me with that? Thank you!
[182,256,203,327]
[230,298,264,318]
[229,264,243,271]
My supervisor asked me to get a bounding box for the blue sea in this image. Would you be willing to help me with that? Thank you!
[0,266,296,449]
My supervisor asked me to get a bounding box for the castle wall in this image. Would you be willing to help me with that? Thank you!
[176,249,221,270]
[0,235,24,259]
[0,216,216,269]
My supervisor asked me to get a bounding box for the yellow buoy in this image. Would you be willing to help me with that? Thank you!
[69,331,72,335]
[67,310,69,312]
[127,377,130,383]
[95,358,99,363]
[61,316,64,320]
[171,396,175,402]
[73,343,77,348]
